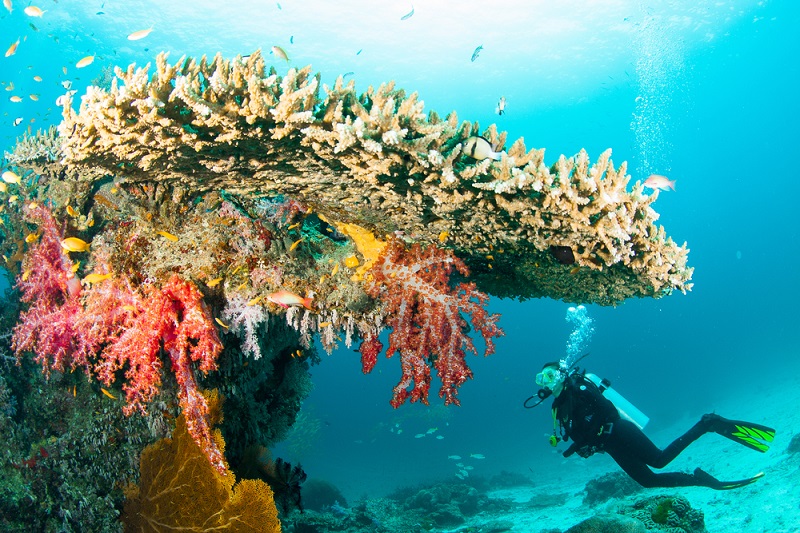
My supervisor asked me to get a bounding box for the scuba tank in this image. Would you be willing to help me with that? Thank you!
[584,373,649,430]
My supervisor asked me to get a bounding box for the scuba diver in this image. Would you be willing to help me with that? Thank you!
[527,359,776,490]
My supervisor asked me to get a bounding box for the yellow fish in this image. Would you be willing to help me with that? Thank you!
[271,45,289,63]
[215,317,229,329]
[438,231,449,243]
[29,93,38,101]
[3,0,11,14]
[21,269,31,281]
[331,262,339,276]
[318,321,332,328]
[100,388,116,400]
[247,295,262,306]
[60,237,90,252]
[71,261,81,273]
[0,183,6,193]
[82,272,111,284]
[33,75,42,82]
[23,5,44,16]
[289,237,303,251]
[122,305,137,312]
[24,232,39,243]
[5,39,19,58]
[127,27,153,41]
[207,277,223,287]
[75,55,95,69]
[2,170,20,183]
[66,205,79,217]
[156,230,178,242]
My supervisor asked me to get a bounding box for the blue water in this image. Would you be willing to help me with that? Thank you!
[2,0,798,503]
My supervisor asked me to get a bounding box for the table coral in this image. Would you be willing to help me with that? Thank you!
[55,49,692,305]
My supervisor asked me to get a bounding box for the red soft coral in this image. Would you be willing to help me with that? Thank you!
[12,207,225,471]
[365,239,503,407]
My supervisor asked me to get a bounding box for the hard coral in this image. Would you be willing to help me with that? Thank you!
[365,239,503,407]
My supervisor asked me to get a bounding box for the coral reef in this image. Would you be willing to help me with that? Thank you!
[54,50,692,305]
[627,495,706,533]
[122,392,281,532]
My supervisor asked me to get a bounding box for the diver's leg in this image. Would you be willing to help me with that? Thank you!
[604,418,705,469]
[650,416,712,467]
[607,448,707,488]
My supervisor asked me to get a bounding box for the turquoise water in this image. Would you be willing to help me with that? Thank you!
[2,0,798,513]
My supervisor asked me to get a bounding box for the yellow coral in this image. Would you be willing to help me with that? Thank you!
[123,391,280,533]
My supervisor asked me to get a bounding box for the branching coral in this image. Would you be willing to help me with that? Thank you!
[365,239,503,407]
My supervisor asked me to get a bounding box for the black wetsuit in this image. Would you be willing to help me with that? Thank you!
[552,370,720,489]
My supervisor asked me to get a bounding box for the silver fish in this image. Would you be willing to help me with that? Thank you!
[471,45,483,62]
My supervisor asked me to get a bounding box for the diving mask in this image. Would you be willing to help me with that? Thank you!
[535,366,564,390]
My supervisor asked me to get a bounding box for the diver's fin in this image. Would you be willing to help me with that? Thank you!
[704,414,776,452]
[694,468,765,490]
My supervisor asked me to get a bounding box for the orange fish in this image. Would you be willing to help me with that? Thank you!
[643,174,676,191]
[266,290,313,310]
[4,38,19,57]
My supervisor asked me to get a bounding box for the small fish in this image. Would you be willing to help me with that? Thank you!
[13,117,23,126]
[21,269,31,281]
[436,435,444,440]
[33,75,42,82]
[207,277,223,287]
[331,262,339,276]
[156,230,178,242]
[60,237,90,252]
[426,427,438,434]
[3,0,11,14]
[23,5,44,16]
[29,22,38,32]
[247,295,262,306]
[82,272,111,284]
[127,27,153,41]
[72,386,76,397]
[448,455,461,460]
[25,233,39,243]
[401,6,414,20]
[289,237,303,251]
[414,433,425,439]
[29,94,39,101]
[271,45,289,63]
[470,453,486,459]
[5,82,13,91]
[267,290,313,310]
[438,231,449,243]
[71,262,80,272]
[62,66,67,75]
[290,35,294,44]
[100,388,117,400]
[9,95,22,102]
[287,222,300,230]
[356,49,362,55]
[495,96,506,115]
[643,174,676,191]
[66,205,79,217]
[318,321,332,328]
[462,136,502,161]
[215,317,229,329]
[0,182,6,192]
[76,55,95,69]
[61,80,72,89]
[122,305,137,312]
[2,170,21,183]
[470,44,483,62]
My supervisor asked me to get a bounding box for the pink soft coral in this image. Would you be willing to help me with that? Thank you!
[12,206,225,471]
[364,239,503,407]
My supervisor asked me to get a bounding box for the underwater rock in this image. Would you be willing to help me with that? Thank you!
[564,514,648,533]
[786,433,800,454]
[302,478,349,512]
[582,471,644,505]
